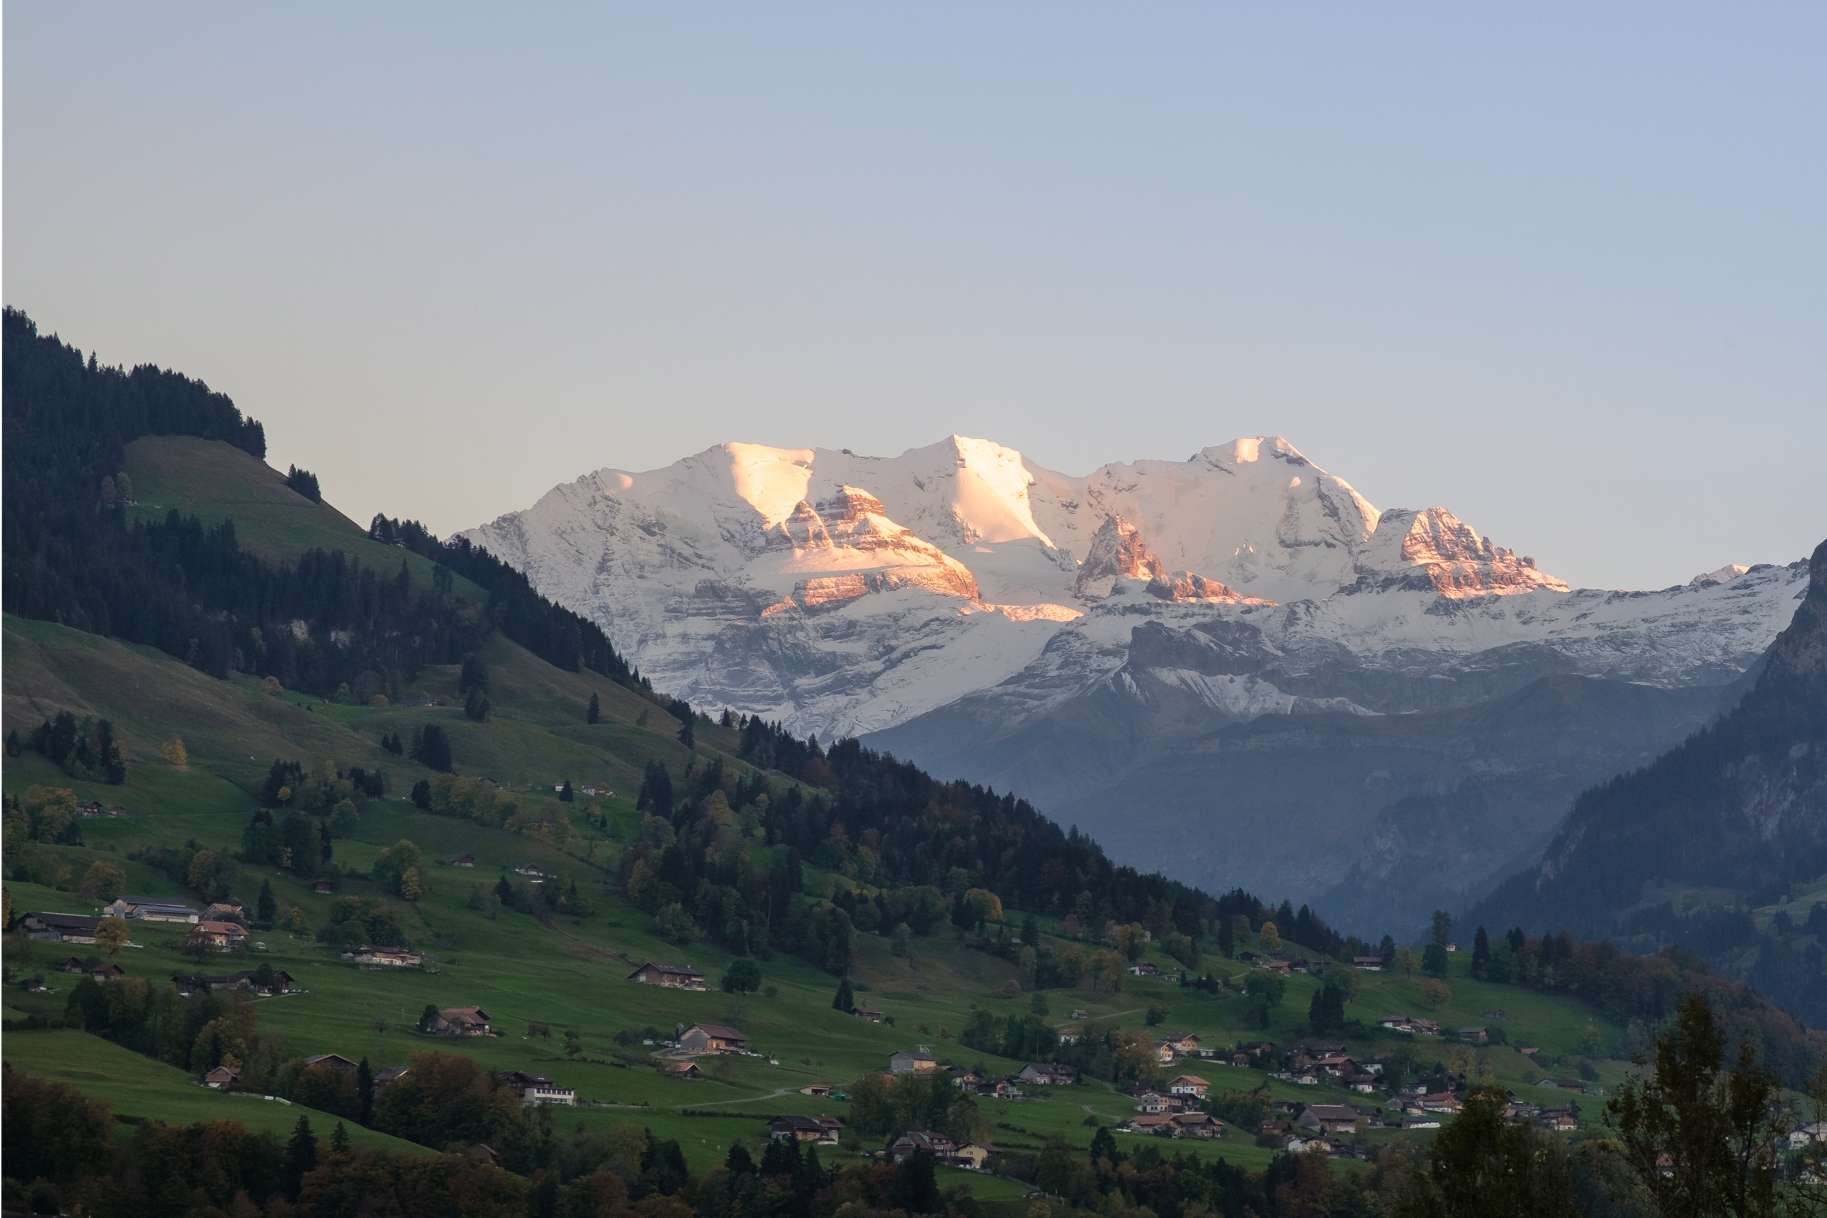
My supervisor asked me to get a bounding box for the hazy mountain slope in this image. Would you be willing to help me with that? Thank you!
[468,432,1809,931]
[1469,538,1827,1019]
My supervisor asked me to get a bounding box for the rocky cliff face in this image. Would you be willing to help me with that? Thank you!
[1467,540,1827,1021]
[465,434,1811,930]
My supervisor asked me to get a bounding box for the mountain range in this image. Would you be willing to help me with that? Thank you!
[463,435,1812,932]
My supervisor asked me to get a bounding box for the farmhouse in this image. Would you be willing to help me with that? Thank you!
[343,946,423,968]
[1164,1033,1201,1054]
[1171,1112,1223,1139]
[496,1071,576,1106]
[1168,1075,1211,1099]
[1129,962,1160,977]
[1016,1063,1076,1086]
[19,912,105,944]
[428,1007,493,1037]
[888,1131,957,1162]
[1298,1105,1364,1136]
[626,961,706,990]
[1123,1114,1175,1135]
[375,1066,410,1088]
[1132,1090,1177,1114]
[444,853,476,868]
[105,896,202,923]
[204,901,247,922]
[1456,1027,1490,1045]
[770,1115,842,1145]
[889,1049,937,1075]
[852,1006,884,1023]
[311,880,335,895]
[187,920,249,951]
[660,1060,701,1080]
[204,1066,240,1089]
[1537,1109,1579,1133]
[679,1023,747,1054]
[1351,956,1385,971]
[302,1054,361,1074]
[172,969,297,997]
[950,1143,994,1171]
[58,957,126,981]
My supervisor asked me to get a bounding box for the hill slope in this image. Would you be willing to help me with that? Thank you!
[1472,539,1827,1021]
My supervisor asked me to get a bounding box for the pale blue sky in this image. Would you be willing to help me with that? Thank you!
[6,4,1823,588]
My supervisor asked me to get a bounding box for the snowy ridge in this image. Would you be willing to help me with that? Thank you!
[463,434,1806,738]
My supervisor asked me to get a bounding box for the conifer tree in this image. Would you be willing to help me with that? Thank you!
[832,976,854,1013]
[587,692,600,724]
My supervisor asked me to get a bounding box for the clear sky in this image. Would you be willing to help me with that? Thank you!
[6,4,1823,589]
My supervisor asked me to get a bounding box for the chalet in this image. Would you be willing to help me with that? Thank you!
[889,1049,936,1075]
[679,1023,747,1054]
[951,1143,994,1171]
[1171,1112,1223,1139]
[1379,1015,1441,1037]
[1163,1033,1201,1055]
[311,880,335,895]
[172,969,296,997]
[204,1066,240,1089]
[1154,1041,1178,1066]
[1285,1136,1332,1155]
[343,946,423,968]
[1016,1063,1076,1086]
[188,921,249,951]
[1456,1027,1490,1045]
[1056,1027,1083,1047]
[375,1066,410,1088]
[496,1071,576,1106]
[852,1006,885,1023]
[105,897,202,923]
[949,1070,984,1092]
[77,799,105,818]
[20,912,105,944]
[204,902,248,922]
[888,1131,957,1163]
[427,1006,493,1037]
[1298,1105,1364,1136]
[1168,1074,1210,1099]
[1129,962,1160,977]
[1260,959,1294,975]
[444,853,476,868]
[660,1060,701,1080]
[770,1115,842,1145]
[513,865,549,882]
[626,961,706,991]
[989,1079,1023,1100]
[1124,1114,1175,1136]
[1787,1122,1827,1150]
[1537,1109,1579,1133]
[302,1053,361,1074]
[1418,1092,1462,1115]
[800,1083,835,1098]
[58,957,126,982]
[1132,1090,1175,1114]
[1351,956,1385,972]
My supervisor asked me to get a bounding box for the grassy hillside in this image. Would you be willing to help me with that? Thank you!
[3,436,1649,1188]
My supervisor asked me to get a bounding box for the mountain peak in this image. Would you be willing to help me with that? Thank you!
[1193,435,1309,468]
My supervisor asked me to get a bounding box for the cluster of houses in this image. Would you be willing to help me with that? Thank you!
[1121,1075,1225,1139]
[881,1048,1077,1102]
[172,968,298,997]
[54,957,127,982]
[886,1131,994,1171]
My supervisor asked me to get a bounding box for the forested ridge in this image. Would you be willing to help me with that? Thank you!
[2,308,642,699]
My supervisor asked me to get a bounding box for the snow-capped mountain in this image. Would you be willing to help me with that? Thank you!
[465,435,1812,931]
